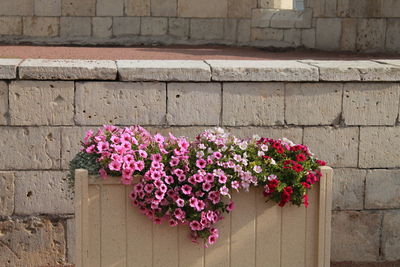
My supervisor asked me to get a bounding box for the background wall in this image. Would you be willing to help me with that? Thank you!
[0,0,399,52]
[0,59,399,266]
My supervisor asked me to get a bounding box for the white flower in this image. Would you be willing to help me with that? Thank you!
[207,147,213,154]
[270,158,276,165]
[243,152,248,159]
[220,186,230,197]
[233,154,242,162]
[221,145,228,152]
[258,151,265,157]
[281,138,295,147]
[242,159,248,166]
[196,151,204,158]
[261,144,269,152]
[253,165,262,173]
[234,165,242,172]
[239,142,248,150]
[268,174,277,181]
[252,134,260,140]
[198,144,206,150]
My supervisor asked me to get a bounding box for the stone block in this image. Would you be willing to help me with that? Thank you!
[286,83,342,125]
[66,218,75,263]
[332,168,366,211]
[381,0,400,17]
[301,28,315,48]
[92,17,112,38]
[356,19,386,52]
[61,0,95,16]
[237,19,251,43]
[190,19,224,40]
[315,18,341,50]
[151,0,177,16]
[61,127,93,169]
[178,0,227,18]
[9,81,74,126]
[75,82,166,125]
[251,9,275,28]
[226,127,303,144]
[228,0,256,18]
[340,18,357,51]
[0,82,7,125]
[168,18,189,38]
[365,170,400,209]
[223,82,284,126]
[167,83,221,125]
[0,16,22,35]
[331,211,381,262]
[382,211,400,261]
[23,17,59,37]
[34,0,61,16]
[303,127,359,167]
[14,171,73,215]
[19,59,117,80]
[270,10,301,28]
[0,0,33,16]
[141,17,168,36]
[224,19,237,41]
[295,8,312,29]
[117,60,211,81]
[301,60,400,81]
[386,19,400,53]
[97,0,123,16]
[343,83,400,126]
[0,218,66,266]
[60,16,91,37]
[324,0,336,17]
[337,0,383,18]
[147,126,206,141]
[0,127,61,170]
[206,60,319,81]
[359,127,400,168]
[0,172,14,216]
[113,17,140,36]
[125,0,150,16]
[251,28,284,42]
[283,29,301,46]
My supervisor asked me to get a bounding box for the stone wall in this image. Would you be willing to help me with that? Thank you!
[0,0,399,52]
[0,58,400,266]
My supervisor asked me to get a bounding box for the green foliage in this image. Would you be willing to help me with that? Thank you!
[67,151,101,190]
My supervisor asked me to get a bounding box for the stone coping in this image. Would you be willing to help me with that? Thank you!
[1,58,400,81]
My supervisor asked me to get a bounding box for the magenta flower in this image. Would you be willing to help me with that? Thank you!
[181,185,192,195]
[196,159,207,169]
[108,160,122,171]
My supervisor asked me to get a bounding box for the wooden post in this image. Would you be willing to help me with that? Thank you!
[75,169,89,267]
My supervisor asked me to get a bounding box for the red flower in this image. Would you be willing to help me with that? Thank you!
[303,194,309,207]
[292,164,303,173]
[278,186,293,207]
[276,147,285,154]
[301,182,311,189]
[316,160,326,166]
[296,154,307,162]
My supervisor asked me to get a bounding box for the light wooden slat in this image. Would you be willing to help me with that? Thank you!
[230,189,256,267]
[178,224,204,267]
[88,185,101,267]
[125,187,153,267]
[321,166,333,267]
[89,176,141,185]
[204,210,230,267]
[74,169,89,267]
[255,188,281,267]
[281,203,307,267]
[305,183,319,267]
[101,185,127,267]
[153,221,179,267]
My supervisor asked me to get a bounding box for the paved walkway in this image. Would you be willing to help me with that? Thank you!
[0,45,399,60]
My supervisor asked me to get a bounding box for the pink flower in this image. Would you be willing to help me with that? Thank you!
[110,135,121,144]
[195,200,205,211]
[144,184,155,194]
[196,159,207,169]
[213,151,222,159]
[189,220,202,231]
[253,165,262,174]
[138,150,148,158]
[99,168,107,179]
[226,201,235,211]
[220,186,229,196]
[169,219,178,227]
[174,208,186,221]
[208,235,217,245]
[164,176,174,184]
[204,173,214,183]
[176,198,185,207]
[135,161,145,171]
[181,185,192,195]
[151,153,162,162]
[218,175,227,184]
[169,157,180,167]
[108,160,122,171]
[155,190,165,200]
[154,133,165,143]
[202,182,212,192]
[85,145,95,154]
[208,191,220,204]
[97,141,109,152]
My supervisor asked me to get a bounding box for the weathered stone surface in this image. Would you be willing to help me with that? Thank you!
[14,171,73,215]
[356,19,386,52]
[283,29,301,46]
[0,172,14,216]
[0,127,61,170]
[223,82,284,126]
[386,19,400,52]
[227,127,303,144]
[315,18,341,50]
[303,127,359,167]
[301,60,400,81]
[359,127,400,168]
[0,217,66,266]
[190,19,224,40]
[34,0,61,16]
[0,81,7,125]
[251,28,284,42]
[113,17,140,36]
[92,17,112,38]
[66,218,75,263]
[19,59,117,80]
[331,211,381,262]
[224,19,237,41]
[9,81,74,126]
[167,83,221,125]
[286,83,342,125]
[151,0,176,16]
[337,0,383,18]
[62,0,95,16]
[270,10,301,28]
[295,8,312,29]
[60,17,91,37]
[0,16,22,35]
[22,17,59,37]
[141,17,168,36]
[382,0,400,17]
[340,18,357,51]
[332,168,366,211]
[343,83,400,125]
[117,60,211,81]
[228,0,256,18]
[0,0,33,16]
[237,19,251,43]
[251,8,275,28]
[61,127,92,169]
[97,0,123,16]
[301,28,315,48]
[75,82,166,125]
[382,211,400,261]
[125,0,150,16]
[324,0,337,16]
[365,170,400,209]
[178,0,227,18]
[206,60,318,81]
[169,18,189,38]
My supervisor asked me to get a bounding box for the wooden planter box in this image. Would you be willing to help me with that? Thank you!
[74,166,332,267]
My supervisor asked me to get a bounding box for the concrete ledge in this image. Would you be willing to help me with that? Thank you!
[117,60,211,81]
[19,59,117,80]
[0,59,23,79]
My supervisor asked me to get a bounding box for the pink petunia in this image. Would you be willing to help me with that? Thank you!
[196,159,207,169]
[108,160,122,171]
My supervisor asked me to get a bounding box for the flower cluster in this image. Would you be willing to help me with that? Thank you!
[74,125,325,246]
